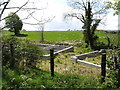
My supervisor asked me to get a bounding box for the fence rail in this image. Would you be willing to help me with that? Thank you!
[41,46,74,60]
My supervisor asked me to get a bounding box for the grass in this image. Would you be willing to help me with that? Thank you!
[2,30,119,45]
[84,56,101,65]
[95,31,119,45]
[2,66,101,89]
[36,53,101,79]
[2,31,83,42]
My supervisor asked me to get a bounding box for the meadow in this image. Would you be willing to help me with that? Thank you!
[2,31,83,41]
[2,30,119,45]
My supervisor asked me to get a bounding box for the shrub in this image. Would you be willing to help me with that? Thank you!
[2,36,45,68]
[104,49,120,88]
[5,12,23,36]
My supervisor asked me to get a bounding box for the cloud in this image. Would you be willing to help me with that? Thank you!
[98,10,118,30]
[1,0,118,31]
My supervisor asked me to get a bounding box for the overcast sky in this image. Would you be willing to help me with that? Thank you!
[1,0,118,31]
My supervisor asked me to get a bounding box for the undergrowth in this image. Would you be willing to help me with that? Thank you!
[2,66,101,89]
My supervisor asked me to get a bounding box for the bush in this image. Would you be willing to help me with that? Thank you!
[103,49,120,88]
[2,36,45,68]
[93,41,108,50]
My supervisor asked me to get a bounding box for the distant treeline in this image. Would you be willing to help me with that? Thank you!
[96,30,120,34]
[67,29,120,34]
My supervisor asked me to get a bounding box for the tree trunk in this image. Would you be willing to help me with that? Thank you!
[14,30,19,36]
[41,30,44,41]
[87,2,94,49]
[41,25,44,42]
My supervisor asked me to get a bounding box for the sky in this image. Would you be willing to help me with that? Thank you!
[1,0,119,31]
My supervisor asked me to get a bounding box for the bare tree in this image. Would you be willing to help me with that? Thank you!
[0,0,10,20]
[0,0,30,30]
[0,0,30,21]
[22,1,55,41]
[0,0,55,42]
[64,0,107,49]
[0,0,54,29]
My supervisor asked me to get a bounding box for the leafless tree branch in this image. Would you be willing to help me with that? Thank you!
[0,1,9,6]
[64,13,85,23]
[0,0,29,22]
[23,22,40,25]
[25,10,55,25]
[21,11,35,20]
[23,16,55,25]
[64,0,107,24]
[0,7,46,10]
[0,0,10,20]
[1,0,55,31]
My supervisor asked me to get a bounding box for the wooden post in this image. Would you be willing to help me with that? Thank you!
[50,49,54,77]
[101,49,106,83]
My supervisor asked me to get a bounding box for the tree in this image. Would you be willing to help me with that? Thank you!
[105,1,120,87]
[0,0,10,20]
[105,0,120,47]
[0,0,54,40]
[82,2,100,49]
[0,0,29,22]
[64,0,107,49]
[5,12,23,36]
[105,0,120,15]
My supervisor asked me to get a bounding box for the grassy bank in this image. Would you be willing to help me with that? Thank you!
[2,66,101,89]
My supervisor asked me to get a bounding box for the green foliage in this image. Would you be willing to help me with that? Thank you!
[102,70,118,88]
[2,66,101,89]
[82,2,101,49]
[107,49,120,70]
[104,49,120,88]
[105,0,120,15]
[2,36,45,68]
[66,1,104,49]
[74,42,92,54]
[5,12,23,35]
[93,41,108,50]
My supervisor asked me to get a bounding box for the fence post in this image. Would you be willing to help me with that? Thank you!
[101,49,106,83]
[50,49,54,77]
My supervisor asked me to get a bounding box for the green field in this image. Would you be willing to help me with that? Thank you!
[95,31,119,45]
[2,31,83,41]
[2,30,120,88]
[2,30,119,46]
